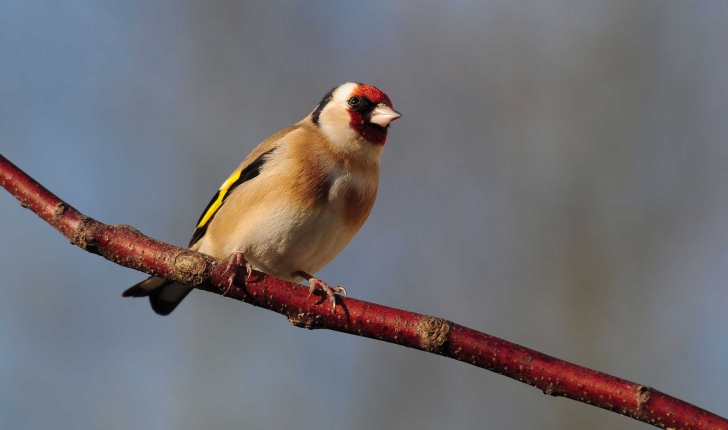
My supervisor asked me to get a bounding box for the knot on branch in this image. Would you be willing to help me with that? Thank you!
[635,385,651,417]
[637,385,651,404]
[288,312,323,330]
[54,202,67,216]
[173,251,208,286]
[418,316,450,352]
[70,217,98,252]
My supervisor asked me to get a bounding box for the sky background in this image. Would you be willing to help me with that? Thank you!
[2,1,728,429]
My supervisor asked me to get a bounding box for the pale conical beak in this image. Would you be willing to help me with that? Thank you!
[370,105,402,127]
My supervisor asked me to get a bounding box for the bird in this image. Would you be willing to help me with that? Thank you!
[122,82,401,315]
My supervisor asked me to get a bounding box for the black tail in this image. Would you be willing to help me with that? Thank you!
[122,276,193,316]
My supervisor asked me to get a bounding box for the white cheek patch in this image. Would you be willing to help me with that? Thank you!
[320,114,359,146]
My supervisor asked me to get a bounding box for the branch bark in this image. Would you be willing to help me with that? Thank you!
[1,153,725,430]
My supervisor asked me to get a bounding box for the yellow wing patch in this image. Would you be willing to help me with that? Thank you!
[196,168,242,228]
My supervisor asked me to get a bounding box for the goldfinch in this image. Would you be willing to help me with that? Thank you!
[123,82,401,315]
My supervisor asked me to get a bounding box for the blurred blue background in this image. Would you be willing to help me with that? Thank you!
[2,1,727,429]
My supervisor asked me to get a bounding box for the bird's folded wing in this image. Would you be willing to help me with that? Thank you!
[188,125,300,247]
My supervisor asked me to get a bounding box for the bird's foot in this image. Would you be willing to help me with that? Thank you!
[223,251,253,295]
[295,271,346,312]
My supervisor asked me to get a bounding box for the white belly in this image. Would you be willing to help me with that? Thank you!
[240,202,355,280]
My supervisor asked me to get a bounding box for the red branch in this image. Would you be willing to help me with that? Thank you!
[1,153,726,430]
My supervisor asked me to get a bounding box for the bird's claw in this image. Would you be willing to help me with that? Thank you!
[223,251,252,295]
[305,276,346,313]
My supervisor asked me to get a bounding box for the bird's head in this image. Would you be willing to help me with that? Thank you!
[312,82,401,148]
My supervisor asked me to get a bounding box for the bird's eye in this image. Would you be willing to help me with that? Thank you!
[348,96,361,107]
